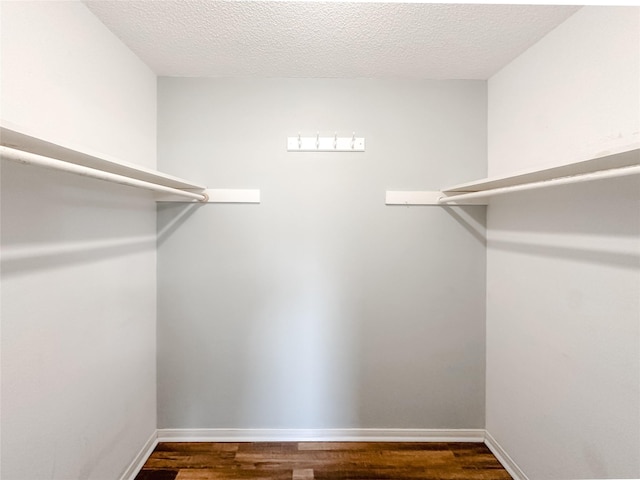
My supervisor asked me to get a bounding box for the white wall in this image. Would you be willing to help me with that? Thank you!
[488,7,639,177]
[486,7,640,479]
[1,2,157,479]
[157,78,487,430]
[0,1,156,168]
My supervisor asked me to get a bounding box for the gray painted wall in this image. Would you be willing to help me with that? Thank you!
[486,182,640,478]
[157,78,487,429]
[486,7,640,478]
[1,2,157,479]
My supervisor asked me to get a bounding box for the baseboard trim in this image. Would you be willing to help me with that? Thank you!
[484,430,529,480]
[121,428,524,479]
[156,428,485,443]
[120,430,158,480]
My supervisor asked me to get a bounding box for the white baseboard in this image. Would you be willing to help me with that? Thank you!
[121,428,525,480]
[120,430,158,480]
[156,428,485,443]
[484,430,529,480]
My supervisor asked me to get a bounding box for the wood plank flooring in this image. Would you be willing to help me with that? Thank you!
[134,442,512,480]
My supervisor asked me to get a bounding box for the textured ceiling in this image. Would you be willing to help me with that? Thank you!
[84,1,579,79]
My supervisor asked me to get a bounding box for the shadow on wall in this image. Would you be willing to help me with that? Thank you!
[0,236,156,278]
[487,175,640,270]
[236,266,361,427]
[442,206,486,245]
[236,198,363,428]
[489,240,639,270]
[1,161,157,278]
[157,202,202,246]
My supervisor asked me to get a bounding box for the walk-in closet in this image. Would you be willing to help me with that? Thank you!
[1,2,638,479]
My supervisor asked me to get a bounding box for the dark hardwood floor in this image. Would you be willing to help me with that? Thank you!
[134,442,512,480]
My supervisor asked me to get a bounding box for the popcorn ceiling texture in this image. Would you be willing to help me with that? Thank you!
[84,1,579,79]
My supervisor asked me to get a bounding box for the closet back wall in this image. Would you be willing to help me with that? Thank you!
[157,78,487,430]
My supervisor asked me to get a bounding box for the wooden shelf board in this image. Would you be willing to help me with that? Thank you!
[443,144,640,193]
[0,122,205,190]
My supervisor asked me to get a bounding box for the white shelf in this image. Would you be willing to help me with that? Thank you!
[386,143,640,206]
[0,121,205,190]
[443,143,640,193]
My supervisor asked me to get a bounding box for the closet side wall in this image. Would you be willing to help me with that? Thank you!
[157,78,487,431]
[486,7,640,479]
[1,2,157,479]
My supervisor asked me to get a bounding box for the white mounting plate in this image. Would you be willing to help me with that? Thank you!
[287,135,365,152]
